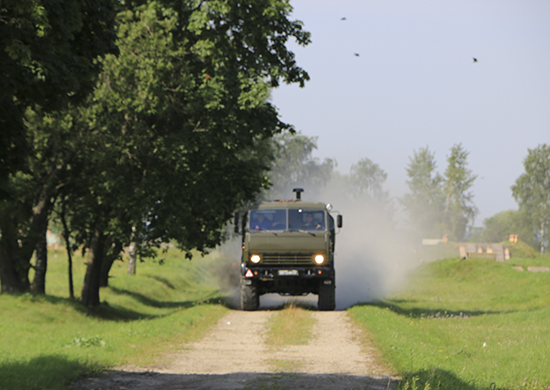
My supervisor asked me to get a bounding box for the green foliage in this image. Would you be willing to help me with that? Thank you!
[0,0,118,184]
[78,0,310,248]
[401,146,445,240]
[512,144,550,254]
[349,157,390,203]
[1,0,118,108]
[0,248,228,390]
[350,257,550,390]
[346,157,395,225]
[64,336,106,348]
[0,106,79,293]
[471,209,536,248]
[401,144,478,242]
[442,143,478,241]
[507,241,544,260]
[266,132,334,199]
[1,0,311,300]
[0,0,118,292]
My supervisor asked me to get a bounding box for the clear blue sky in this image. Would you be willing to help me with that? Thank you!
[271,0,550,225]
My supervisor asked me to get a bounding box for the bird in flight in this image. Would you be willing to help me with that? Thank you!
[473,57,478,63]
[341,17,346,21]
[354,53,360,57]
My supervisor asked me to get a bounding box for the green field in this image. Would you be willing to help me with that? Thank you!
[350,243,550,390]
[0,248,229,390]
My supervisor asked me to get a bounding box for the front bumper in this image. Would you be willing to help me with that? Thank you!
[241,264,335,295]
[242,264,334,281]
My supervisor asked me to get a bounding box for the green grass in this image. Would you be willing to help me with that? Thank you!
[349,255,550,390]
[265,302,315,373]
[0,248,229,390]
[264,302,315,373]
[265,302,315,347]
[507,241,544,260]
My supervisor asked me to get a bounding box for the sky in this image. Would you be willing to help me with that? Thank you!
[271,0,550,226]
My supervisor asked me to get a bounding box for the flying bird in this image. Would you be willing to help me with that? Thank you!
[473,57,478,63]
[354,53,360,57]
[341,17,346,21]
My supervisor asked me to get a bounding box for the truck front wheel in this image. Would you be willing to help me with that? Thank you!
[318,281,335,311]
[241,281,259,311]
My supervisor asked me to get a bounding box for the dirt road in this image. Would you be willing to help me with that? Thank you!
[74,310,397,390]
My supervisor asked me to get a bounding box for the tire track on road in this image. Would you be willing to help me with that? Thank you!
[75,309,398,390]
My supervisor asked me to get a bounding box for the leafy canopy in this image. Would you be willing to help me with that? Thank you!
[512,144,550,253]
[0,0,118,186]
[401,146,445,239]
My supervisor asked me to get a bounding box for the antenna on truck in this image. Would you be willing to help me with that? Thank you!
[293,188,304,200]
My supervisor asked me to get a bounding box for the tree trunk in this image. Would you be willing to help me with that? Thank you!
[541,222,546,255]
[31,227,48,294]
[80,229,105,307]
[67,241,75,300]
[0,247,30,293]
[60,206,75,299]
[127,241,137,275]
[0,219,31,293]
[99,239,122,287]
[0,166,58,294]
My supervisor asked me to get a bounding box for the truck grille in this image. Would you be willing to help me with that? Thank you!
[261,253,313,265]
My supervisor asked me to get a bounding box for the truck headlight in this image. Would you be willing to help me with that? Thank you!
[314,254,324,265]
[250,254,261,263]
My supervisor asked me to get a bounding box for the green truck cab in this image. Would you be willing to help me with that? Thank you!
[235,189,343,311]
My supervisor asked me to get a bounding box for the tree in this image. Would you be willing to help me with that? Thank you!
[400,146,445,239]
[346,157,395,230]
[442,143,478,241]
[267,132,334,199]
[0,0,118,294]
[512,144,550,254]
[349,158,390,204]
[0,0,118,189]
[1,0,311,300]
[0,108,85,294]
[66,0,311,306]
[474,209,534,247]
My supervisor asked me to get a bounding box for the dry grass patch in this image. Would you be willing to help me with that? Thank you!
[267,358,305,372]
[265,302,315,347]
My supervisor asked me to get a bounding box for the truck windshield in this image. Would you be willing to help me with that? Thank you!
[249,209,326,232]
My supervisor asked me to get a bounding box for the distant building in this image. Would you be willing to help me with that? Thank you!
[458,243,510,262]
[47,229,60,249]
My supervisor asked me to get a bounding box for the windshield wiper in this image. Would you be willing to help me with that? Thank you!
[255,229,279,236]
[288,229,316,236]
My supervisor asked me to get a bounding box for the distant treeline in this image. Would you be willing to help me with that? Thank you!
[266,133,549,254]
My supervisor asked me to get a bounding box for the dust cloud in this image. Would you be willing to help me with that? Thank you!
[210,185,421,310]
[318,185,419,309]
[332,204,416,309]
[208,237,242,309]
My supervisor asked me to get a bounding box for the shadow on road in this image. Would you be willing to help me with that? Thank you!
[74,370,398,390]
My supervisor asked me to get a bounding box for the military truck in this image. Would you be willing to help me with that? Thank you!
[234,188,343,311]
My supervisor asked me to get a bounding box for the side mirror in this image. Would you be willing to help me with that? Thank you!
[337,215,343,228]
[234,212,239,233]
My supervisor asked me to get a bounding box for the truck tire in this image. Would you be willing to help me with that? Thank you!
[318,281,335,311]
[241,282,259,311]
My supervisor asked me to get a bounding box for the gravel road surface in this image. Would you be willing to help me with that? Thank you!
[73,310,397,390]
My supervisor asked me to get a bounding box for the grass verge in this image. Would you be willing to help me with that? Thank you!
[349,256,550,390]
[265,302,315,347]
[0,248,229,390]
[265,302,315,374]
